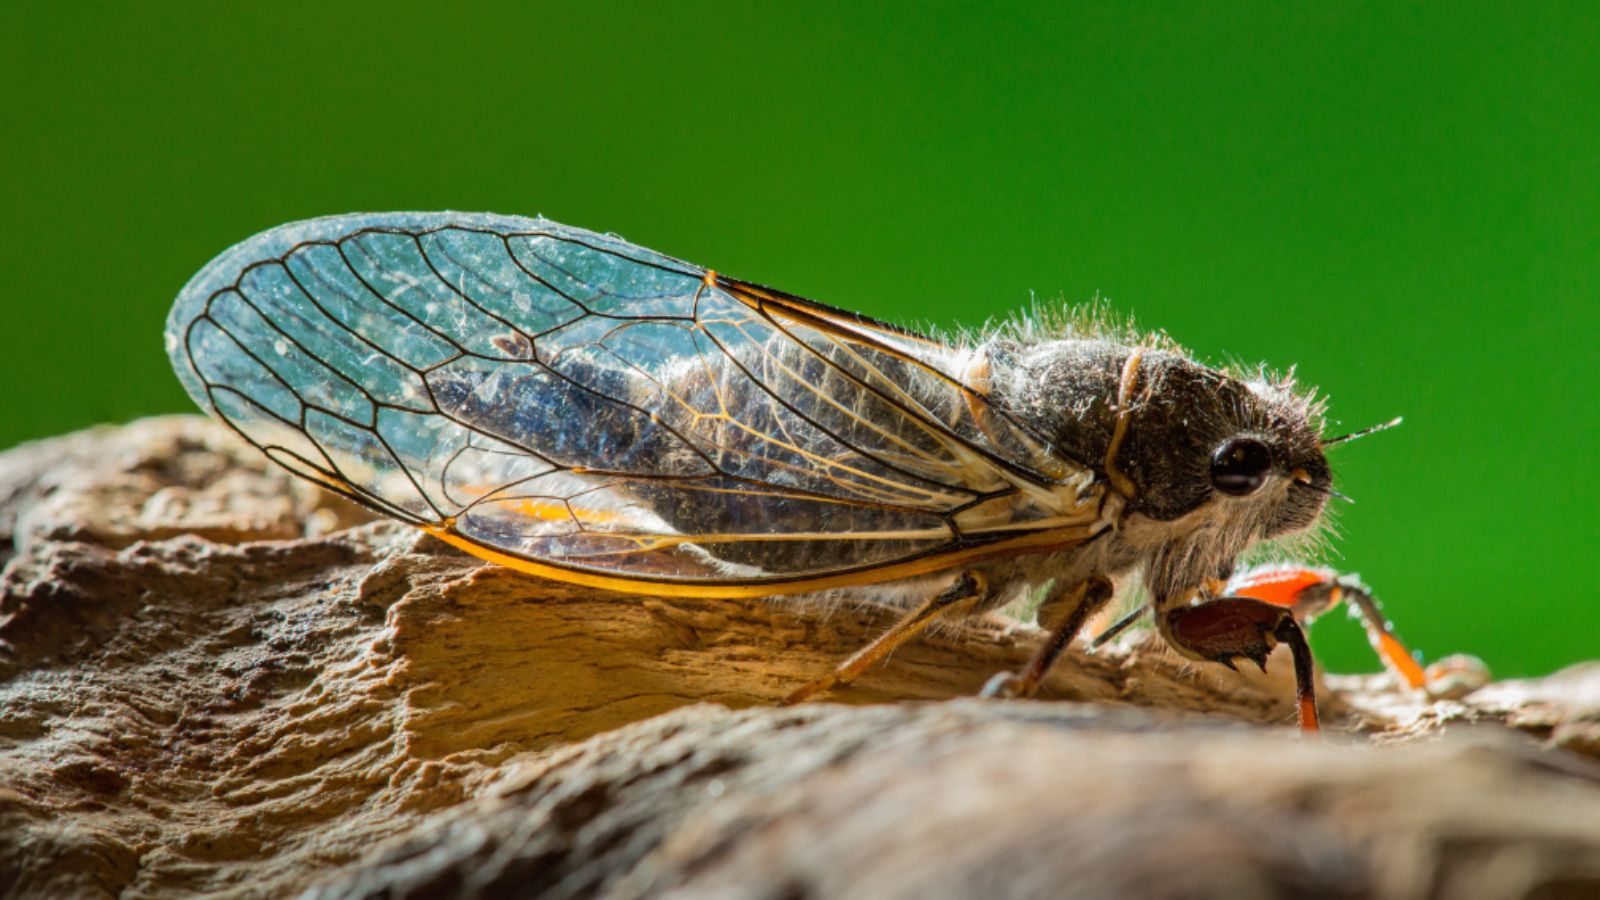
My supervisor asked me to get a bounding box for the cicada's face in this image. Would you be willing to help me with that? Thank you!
[1112,352,1332,541]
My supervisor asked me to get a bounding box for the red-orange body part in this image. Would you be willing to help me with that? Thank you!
[1231,566,1427,691]
[1230,567,1332,610]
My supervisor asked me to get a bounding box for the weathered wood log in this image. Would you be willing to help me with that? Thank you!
[2,417,1597,898]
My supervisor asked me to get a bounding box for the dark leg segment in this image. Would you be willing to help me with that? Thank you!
[981,576,1114,699]
[784,570,987,705]
[1089,604,1148,650]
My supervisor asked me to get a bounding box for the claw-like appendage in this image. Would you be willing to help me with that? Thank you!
[980,671,1028,699]
[1166,597,1287,668]
[1166,597,1320,733]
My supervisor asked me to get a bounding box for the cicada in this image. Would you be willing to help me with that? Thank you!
[166,211,1416,731]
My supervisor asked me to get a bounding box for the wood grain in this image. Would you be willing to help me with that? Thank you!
[2,417,1596,898]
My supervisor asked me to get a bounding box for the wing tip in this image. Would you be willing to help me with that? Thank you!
[166,211,565,410]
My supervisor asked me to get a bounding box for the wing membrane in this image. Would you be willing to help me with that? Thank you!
[167,212,1097,591]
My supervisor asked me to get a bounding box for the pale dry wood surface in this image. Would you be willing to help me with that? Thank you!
[1,417,1597,899]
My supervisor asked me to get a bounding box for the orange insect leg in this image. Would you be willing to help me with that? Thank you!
[1230,566,1330,608]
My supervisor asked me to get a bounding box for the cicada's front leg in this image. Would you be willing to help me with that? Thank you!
[1226,566,1428,691]
[980,576,1114,699]
[784,570,988,705]
[1160,590,1323,732]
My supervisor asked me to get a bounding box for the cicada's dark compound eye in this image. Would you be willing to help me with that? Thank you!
[1209,436,1274,496]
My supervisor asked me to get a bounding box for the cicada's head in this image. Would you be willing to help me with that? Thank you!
[988,336,1378,595]
[1111,350,1332,543]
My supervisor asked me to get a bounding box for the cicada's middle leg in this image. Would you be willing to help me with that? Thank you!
[980,576,1114,699]
[783,570,988,705]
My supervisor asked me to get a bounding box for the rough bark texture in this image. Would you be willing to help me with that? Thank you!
[1,417,1597,899]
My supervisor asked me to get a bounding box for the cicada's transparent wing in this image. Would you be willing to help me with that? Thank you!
[167,212,1100,593]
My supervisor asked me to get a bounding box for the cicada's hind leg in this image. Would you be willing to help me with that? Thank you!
[980,576,1114,699]
[783,570,987,705]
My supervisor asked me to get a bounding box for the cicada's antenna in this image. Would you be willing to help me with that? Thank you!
[1321,416,1402,450]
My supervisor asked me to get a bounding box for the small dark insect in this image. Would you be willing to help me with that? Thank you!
[166,211,1420,731]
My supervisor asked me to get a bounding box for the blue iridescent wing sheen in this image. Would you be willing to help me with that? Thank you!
[166,212,1090,585]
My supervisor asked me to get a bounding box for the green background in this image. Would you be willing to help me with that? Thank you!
[4,3,1596,677]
